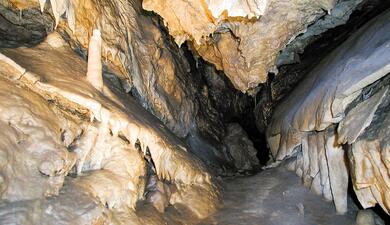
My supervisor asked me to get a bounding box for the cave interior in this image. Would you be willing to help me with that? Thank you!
[0,0,390,224]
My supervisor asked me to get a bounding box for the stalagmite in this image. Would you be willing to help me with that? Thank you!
[86,29,103,92]
[1,0,390,223]
[0,37,220,223]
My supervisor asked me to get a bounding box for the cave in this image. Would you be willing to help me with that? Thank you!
[0,0,389,224]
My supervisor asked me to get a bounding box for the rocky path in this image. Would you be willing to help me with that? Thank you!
[201,167,358,225]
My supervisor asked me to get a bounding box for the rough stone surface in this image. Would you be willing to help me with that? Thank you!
[1,0,390,223]
[0,1,54,47]
[222,123,259,171]
[143,0,339,92]
[1,0,261,174]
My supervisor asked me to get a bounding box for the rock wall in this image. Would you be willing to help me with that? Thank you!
[1,0,262,173]
[266,9,390,214]
[0,33,220,224]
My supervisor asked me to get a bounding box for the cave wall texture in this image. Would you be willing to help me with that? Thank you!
[0,32,220,224]
[266,8,390,214]
[0,0,390,224]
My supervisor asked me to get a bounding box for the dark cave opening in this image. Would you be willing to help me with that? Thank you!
[143,4,273,170]
[180,41,271,168]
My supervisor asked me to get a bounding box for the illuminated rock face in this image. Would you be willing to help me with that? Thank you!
[143,0,337,92]
[86,29,103,92]
[0,35,219,224]
[2,0,261,172]
[142,0,268,46]
[266,9,390,214]
[1,0,390,223]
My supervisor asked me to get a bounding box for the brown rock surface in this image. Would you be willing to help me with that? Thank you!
[143,0,337,92]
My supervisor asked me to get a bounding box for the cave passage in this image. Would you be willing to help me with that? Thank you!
[0,0,390,225]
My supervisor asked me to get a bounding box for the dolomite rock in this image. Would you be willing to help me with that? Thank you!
[143,0,338,92]
[0,1,54,47]
[276,0,364,66]
[338,87,388,144]
[0,34,220,224]
[266,9,390,214]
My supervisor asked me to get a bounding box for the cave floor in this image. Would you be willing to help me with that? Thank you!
[200,167,358,225]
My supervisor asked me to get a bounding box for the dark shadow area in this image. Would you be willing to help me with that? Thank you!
[181,41,271,167]
[0,4,54,48]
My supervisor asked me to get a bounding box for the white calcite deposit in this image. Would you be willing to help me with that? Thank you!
[0,33,219,224]
[1,0,390,223]
[86,29,103,92]
[266,9,390,214]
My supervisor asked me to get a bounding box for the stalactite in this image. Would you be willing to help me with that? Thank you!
[266,9,390,214]
[0,38,220,222]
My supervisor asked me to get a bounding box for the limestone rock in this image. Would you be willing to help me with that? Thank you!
[338,87,388,144]
[356,210,375,225]
[266,9,390,214]
[0,37,220,224]
[143,0,338,92]
[0,78,76,201]
[222,123,259,171]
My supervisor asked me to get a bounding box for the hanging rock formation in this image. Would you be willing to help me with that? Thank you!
[266,9,390,214]
[0,33,219,224]
[1,0,390,223]
[143,0,339,92]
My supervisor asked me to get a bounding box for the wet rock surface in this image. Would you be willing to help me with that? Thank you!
[0,35,220,224]
[202,167,360,225]
[266,8,390,215]
[0,0,390,224]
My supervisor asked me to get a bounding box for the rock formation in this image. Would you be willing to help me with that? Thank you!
[86,29,103,91]
[0,0,390,224]
[143,0,340,93]
[266,8,390,214]
[0,33,219,224]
